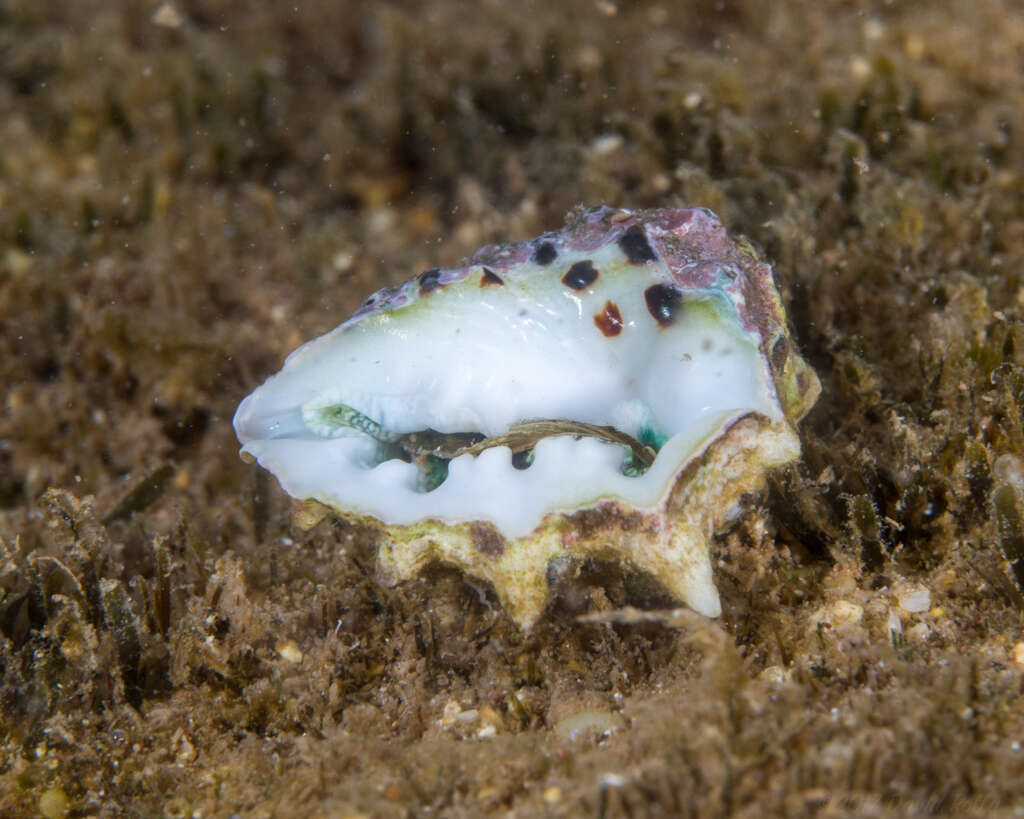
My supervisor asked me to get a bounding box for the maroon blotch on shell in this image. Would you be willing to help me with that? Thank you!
[480,267,505,287]
[594,301,624,337]
[471,522,506,558]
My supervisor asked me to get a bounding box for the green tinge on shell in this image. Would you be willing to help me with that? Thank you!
[235,206,820,629]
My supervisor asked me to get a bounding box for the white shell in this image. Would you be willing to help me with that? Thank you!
[234,207,820,628]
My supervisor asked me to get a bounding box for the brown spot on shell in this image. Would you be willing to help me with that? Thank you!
[617,225,657,264]
[644,283,682,327]
[797,370,812,396]
[531,241,558,265]
[480,267,504,287]
[562,260,598,290]
[770,336,790,375]
[594,301,623,337]
[471,522,506,558]
[566,503,653,541]
[418,269,442,295]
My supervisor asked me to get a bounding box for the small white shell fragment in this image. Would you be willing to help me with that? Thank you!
[543,786,563,804]
[553,709,620,743]
[760,666,791,686]
[825,600,864,627]
[886,607,903,638]
[235,207,820,629]
[152,2,184,29]
[995,454,1024,495]
[897,584,931,614]
[275,639,303,664]
[907,622,931,642]
[439,699,464,729]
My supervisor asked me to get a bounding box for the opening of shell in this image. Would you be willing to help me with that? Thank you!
[305,402,664,491]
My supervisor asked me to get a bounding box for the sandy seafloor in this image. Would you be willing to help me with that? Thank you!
[3,1,1024,816]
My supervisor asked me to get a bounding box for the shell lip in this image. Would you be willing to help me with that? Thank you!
[287,408,763,541]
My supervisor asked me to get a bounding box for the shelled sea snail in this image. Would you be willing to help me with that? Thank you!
[234,206,820,628]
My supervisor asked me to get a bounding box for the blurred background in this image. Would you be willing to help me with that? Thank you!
[2,1,1023,816]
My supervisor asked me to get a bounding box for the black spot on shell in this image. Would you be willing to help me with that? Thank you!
[618,225,657,264]
[644,283,682,327]
[562,260,598,290]
[480,267,504,287]
[471,522,506,558]
[511,449,534,470]
[532,241,558,265]
[418,269,442,295]
[594,300,623,337]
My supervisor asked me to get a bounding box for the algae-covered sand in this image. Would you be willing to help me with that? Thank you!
[2,1,1024,816]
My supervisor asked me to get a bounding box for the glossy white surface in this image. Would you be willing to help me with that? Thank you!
[234,239,780,538]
